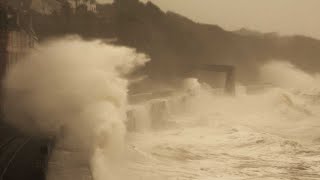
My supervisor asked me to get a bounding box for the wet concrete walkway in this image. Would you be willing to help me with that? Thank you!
[46,138,93,180]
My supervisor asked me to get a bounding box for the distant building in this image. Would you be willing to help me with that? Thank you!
[66,0,97,13]
[0,1,37,79]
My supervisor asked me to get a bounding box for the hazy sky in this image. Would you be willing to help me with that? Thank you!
[98,0,319,39]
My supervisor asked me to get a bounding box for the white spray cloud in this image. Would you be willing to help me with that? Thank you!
[2,36,149,179]
[259,60,320,91]
[166,61,320,140]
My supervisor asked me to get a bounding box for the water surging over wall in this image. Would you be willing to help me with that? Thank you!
[125,61,320,179]
[2,36,149,180]
[3,40,320,180]
[129,60,320,139]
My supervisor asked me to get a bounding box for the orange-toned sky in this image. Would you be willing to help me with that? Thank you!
[98,0,319,39]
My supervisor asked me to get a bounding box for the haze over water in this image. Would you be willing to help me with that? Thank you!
[98,0,320,39]
[3,1,320,179]
[125,62,320,179]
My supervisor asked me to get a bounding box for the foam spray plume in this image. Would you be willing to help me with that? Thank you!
[2,36,150,180]
[122,61,320,179]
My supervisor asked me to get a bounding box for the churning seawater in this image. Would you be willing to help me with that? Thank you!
[3,36,320,180]
[125,63,320,180]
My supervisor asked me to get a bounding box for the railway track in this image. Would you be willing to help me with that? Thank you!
[0,136,31,180]
[0,137,16,150]
[0,123,53,180]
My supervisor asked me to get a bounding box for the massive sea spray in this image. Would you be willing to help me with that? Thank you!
[125,60,320,179]
[2,36,149,179]
[171,60,320,141]
[3,37,320,180]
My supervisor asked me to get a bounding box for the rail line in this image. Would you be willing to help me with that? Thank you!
[0,136,31,180]
[0,137,16,151]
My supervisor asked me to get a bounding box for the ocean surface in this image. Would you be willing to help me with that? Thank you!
[125,86,320,180]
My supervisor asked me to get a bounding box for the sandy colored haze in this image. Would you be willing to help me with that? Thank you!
[98,0,320,39]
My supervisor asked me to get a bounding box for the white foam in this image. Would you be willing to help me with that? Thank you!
[3,36,149,180]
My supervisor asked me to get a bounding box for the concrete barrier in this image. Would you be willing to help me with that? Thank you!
[127,99,170,132]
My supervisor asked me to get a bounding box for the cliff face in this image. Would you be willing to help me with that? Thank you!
[31,0,320,84]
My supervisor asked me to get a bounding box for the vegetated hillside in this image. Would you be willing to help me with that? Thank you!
[31,0,320,85]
